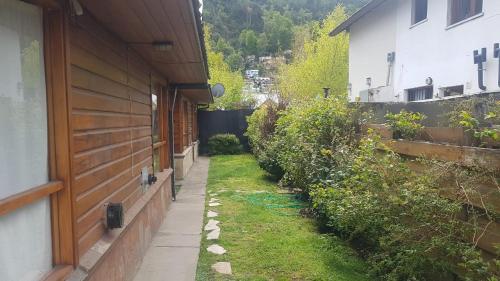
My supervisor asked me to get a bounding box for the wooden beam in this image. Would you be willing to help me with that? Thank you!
[0,181,63,217]
[42,265,73,281]
[24,0,61,9]
[44,8,77,266]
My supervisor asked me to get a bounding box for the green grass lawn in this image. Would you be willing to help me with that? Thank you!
[196,154,370,281]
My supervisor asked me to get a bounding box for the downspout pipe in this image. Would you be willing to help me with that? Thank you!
[494,43,500,87]
[169,86,178,201]
[473,48,487,91]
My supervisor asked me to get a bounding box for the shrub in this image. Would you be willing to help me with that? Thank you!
[207,134,243,155]
[273,97,359,191]
[245,95,499,280]
[246,103,285,178]
[310,135,497,280]
[385,110,426,140]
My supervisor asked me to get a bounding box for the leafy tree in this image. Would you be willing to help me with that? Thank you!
[263,11,293,54]
[239,29,259,56]
[257,33,269,56]
[205,27,254,110]
[214,37,235,59]
[226,52,245,71]
[203,0,368,63]
[277,7,349,102]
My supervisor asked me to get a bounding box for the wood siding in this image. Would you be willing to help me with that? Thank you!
[173,96,197,153]
[68,14,165,257]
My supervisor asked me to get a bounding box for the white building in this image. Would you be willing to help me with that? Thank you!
[331,0,500,102]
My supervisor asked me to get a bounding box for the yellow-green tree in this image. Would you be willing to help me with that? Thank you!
[205,26,252,110]
[277,6,349,103]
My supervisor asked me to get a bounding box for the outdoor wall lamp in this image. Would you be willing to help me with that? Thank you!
[494,43,500,87]
[152,41,174,51]
[366,77,372,88]
[473,48,487,91]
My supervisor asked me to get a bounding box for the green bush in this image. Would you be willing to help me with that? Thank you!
[385,110,426,140]
[310,135,496,280]
[207,134,243,155]
[273,97,359,191]
[246,103,285,178]
[245,96,499,280]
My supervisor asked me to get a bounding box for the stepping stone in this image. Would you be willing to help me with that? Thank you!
[207,244,226,255]
[209,198,219,203]
[204,219,220,231]
[209,202,221,207]
[212,262,232,275]
[207,228,220,240]
[207,211,218,218]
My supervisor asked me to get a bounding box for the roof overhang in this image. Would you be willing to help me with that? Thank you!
[78,0,211,103]
[171,83,214,104]
[329,0,388,36]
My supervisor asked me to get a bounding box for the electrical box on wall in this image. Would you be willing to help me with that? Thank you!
[104,203,124,229]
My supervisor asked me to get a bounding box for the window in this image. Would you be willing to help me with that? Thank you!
[448,0,482,25]
[412,0,428,25]
[441,85,464,97]
[183,101,189,147]
[407,86,433,101]
[0,0,53,279]
[152,85,169,174]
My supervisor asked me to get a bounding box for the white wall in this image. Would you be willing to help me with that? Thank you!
[348,0,500,102]
[349,0,398,102]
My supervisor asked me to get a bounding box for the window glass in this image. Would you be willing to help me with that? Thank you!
[0,1,52,280]
[0,0,48,199]
[449,0,482,25]
[153,148,161,173]
[412,0,427,24]
[407,86,433,101]
[152,93,160,143]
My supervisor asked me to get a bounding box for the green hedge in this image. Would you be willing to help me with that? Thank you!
[245,97,499,280]
[207,134,243,155]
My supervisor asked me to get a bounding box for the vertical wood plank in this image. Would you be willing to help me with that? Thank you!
[45,7,76,266]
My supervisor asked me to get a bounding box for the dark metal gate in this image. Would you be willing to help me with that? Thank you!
[198,109,254,154]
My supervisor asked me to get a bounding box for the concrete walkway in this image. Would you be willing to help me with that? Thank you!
[133,157,209,281]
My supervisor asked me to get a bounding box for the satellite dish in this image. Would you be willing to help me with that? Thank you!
[211,83,225,98]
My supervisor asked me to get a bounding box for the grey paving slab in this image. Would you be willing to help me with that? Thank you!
[133,157,209,281]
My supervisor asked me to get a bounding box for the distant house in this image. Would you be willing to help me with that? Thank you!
[246,69,260,79]
[330,0,500,102]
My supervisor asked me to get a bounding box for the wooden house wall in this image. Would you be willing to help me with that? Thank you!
[173,96,198,153]
[68,14,166,257]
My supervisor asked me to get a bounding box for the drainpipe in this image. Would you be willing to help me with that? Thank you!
[494,43,500,87]
[169,86,179,201]
[473,48,487,91]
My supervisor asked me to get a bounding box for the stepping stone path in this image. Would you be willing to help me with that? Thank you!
[205,196,232,274]
[211,262,232,275]
[204,219,219,231]
[207,228,220,240]
[207,244,226,255]
[207,210,218,218]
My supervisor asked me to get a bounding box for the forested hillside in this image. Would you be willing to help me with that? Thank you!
[203,0,367,69]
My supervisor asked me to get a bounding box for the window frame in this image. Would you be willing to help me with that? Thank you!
[447,0,483,26]
[152,84,169,174]
[411,0,428,26]
[406,86,434,102]
[0,1,76,278]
